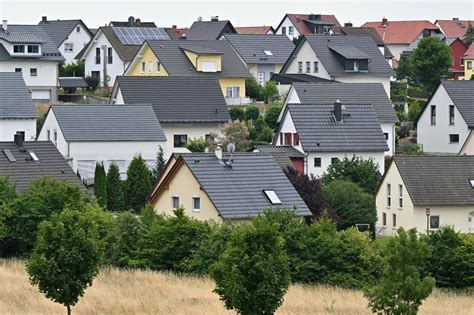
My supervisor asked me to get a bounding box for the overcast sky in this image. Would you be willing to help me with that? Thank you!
[0,0,473,29]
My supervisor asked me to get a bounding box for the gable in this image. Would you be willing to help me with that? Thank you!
[282,39,331,78]
[126,43,169,76]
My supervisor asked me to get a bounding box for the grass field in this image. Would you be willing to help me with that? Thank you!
[0,260,472,314]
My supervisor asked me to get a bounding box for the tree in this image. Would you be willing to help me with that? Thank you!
[124,155,153,213]
[364,228,435,315]
[219,121,252,152]
[248,116,273,143]
[152,146,166,182]
[463,22,473,46]
[396,54,413,82]
[210,216,291,315]
[229,107,244,121]
[0,177,16,206]
[265,104,283,130]
[106,162,124,212]
[321,156,381,194]
[407,99,426,122]
[58,60,85,77]
[186,137,208,152]
[245,77,261,100]
[244,105,260,122]
[94,162,107,208]
[26,209,102,315]
[108,211,143,267]
[261,80,279,103]
[323,180,376,231]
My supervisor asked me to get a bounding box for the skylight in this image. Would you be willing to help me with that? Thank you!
[3,149,16,163]
[263,190,282,205]
[470,180,474,188]
[28,151,39,162]
[263,50,273,56]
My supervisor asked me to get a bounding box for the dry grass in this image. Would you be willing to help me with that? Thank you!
[0,260,472,315]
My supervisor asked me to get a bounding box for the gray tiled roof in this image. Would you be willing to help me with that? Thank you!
[393,155,474,206]
[0,72,38,119]
[186,20,236,40]
[270,73,335,84]
[440,80,474,127]
[292,82,398,123]
[253,145,304,170]
[58,77,88,88]
[182,153,311,219]
[224,34,294,64]
[115,76,230,123]
[0,141,83,192]
[286,103,389,152]
[328,45,370,59]
[50,104,166,142]
[334,26,385,46]
[39,19,92,47]
[146,40,250,78]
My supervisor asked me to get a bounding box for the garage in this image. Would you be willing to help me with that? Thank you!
[30,90,51,100]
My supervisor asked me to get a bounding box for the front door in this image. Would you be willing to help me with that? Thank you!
[258,72,265,85]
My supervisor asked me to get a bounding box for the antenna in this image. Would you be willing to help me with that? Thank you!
[225,143,236,167]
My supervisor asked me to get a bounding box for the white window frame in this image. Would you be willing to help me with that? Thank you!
[47,130,51,141]
[306,61,311,73]
[288,26,294,35]
[172,196,179,210]
[298,61,303,73]
[226,86,240,98]
[148,61,153,73]
[64,43,74,52]
[429,215,440,230]
[314,61,319,73]
[157,61,161,73]
[192,196,201,212]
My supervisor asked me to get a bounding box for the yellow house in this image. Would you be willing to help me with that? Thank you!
[124,40,251,104]
[375,156,474,236]
[461,44,474,80]
[148,150,311,222]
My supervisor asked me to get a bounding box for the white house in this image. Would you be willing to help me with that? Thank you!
[39,17,93,64]
[0,72,37,141]
[275,101,388,177]
[281,82,398,156]
[279,35,393,97]
[274,14,341,40]
[417,80,474,155]
[375,156,474,236]
[37,104,167,182]
[0,21,64,101]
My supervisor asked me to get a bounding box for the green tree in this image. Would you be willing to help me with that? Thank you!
[364,228,435,315]
[152,146,166,182]
[463,22,473,46]
[265,104,283,130]
[261,80,279,103]
[186,137,208,152]
[94,162,107,208]
[321,156,381,194]
[245,77,261,100]
[244,105,260,122]
[26,209,102,315]
[106,162,124,212]
[108,211,142,267]
[210,215,291,315]
[324,180,376,231]
[229,107,245,121]
[0,177,16,206]
[219,121,252,152]
[407,99,426,122]
[124,155,153,213]
[396,54,413,82]
[248,116,274,143]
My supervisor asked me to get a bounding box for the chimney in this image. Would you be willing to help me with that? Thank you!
[382,17,388,26]
[42,16,47,22]
[344,22,353,28]
[211,16,219,22]
[453,17,459,21]
[334,100,342,122]
[2,20,7,32]
[14,132,24,148]
[215,145,223,160]
[172,25,177,29]
[135,18,141,27]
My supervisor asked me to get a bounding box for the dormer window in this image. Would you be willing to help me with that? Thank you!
[28,45,39,54]
[13,44,40,55]
[202,61,217,72]
[13,45,25,53]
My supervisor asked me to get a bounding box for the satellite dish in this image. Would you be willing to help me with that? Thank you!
[197,16,203,22]
[227,143,236,154]
[128,16,135,26]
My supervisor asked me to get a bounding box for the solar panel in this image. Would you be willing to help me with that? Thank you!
[112,27,170,45]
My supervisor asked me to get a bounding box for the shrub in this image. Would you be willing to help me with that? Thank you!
[106,162,124,212]
[217,121,251,152]
[407,99,425,122]
[244,105,260,121]
[248,116,273,143]
[186,137,208,152]
[229,107,244,121]
[84,76,99,90]
[124,155,153,213]
[264,104,283,130]
[108,212,143,267]
[245,77,261,100]
[0,177,16,206]
[261,80,279,103]
[58,60,85,77]
[396,139,424,155]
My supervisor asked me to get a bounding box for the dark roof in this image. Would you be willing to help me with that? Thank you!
[224,34,294,64]
[285,103,389,152]
[440,80,474,127]
[49,104,166,142]
[328,45,370,59]
[393,156,474,206]
[0,25,64,61]
[0,141,83,192]
[253,145,304,170]
[0,72,38,119]
[39,19,92,47]
[181,153,311,219]
[109,21,157,27]
[186,20,236,40]
[276,14,341,35]
[292,82,398,124]
[270,73,335,84]
[115,76,230,123]
[145,40,250,78]
[283,35,393,77]
[58,77,88,88]
[335,26,385,46]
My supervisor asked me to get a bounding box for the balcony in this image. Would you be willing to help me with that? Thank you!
[225,97,251,106]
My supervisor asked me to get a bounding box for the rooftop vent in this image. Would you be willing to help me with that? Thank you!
[470,179,474,188]
[382,17,388,26]
[2,20,7,32]
[3,149,16,163]
[211,16,219,22]
[344,22,353,27]
[42,16,47,22]
[308,14,321,21]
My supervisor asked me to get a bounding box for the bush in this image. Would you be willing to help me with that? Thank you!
[244,105,260,121]
[229,107,244,121]
[108,211,143,267]
[84,76,99,90]
[58,60,85,77]
[261,80,279,103]
[407,99,425,122]
[248,116,273,143]
[265,104,283,130]
[245,77,261,100]
[396,139,424,155]
[0,177,16,206]
[186,137,208,152]
[124,155,153,213]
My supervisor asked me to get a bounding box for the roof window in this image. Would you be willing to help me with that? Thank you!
[28,151,39,162]
[470,180,474,188]
[263,190,282,205]
[263,50,273,56]
[2,149,16,163]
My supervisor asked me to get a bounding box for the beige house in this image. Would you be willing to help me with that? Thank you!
[148,150,310,222]
[375,156,474,236]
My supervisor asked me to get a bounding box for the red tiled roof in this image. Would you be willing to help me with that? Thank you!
[284,14,341,35]
[436,19,474,39]
[235,26,274,34]
[362,20,439,44]
[464,44,474,57]
[171,27,188,38]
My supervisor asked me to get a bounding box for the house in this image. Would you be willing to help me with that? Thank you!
[253,145,305,174]
[435,18,474,39]
[461,44,474,80]
[362,18,441,61]
[185,17,236,40]
[235,26,274,35]
[447,38,468,79]
[375,156,474,236]
[269,73,335,94]
[282,82,398,156]
[0,138,83,192]
[274,13,341,40]
[223,34,294,85]
[148,150,311,222]
[279,35,393,96]
[417,80,474,155]
[111,76,230,158]
[39,16,93,64]
[37,104,166,182]
[0,20,64,101]
[77,25,170,87]
[123,39,251,105]
[0,72,38,141]
[275,101,388,177]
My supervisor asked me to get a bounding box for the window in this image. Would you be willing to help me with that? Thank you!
[382,212,387,226]
[467,61,472,70]
[461,58,464,67]
[293,133,299,146]
[64,43,74,52]
[47,130,51,141]
[141,62,146,73]
[226,86,240,98]
[353,61,359,71]
[384,133,389,140]
[107,47,113,64]
[331,157,339,164]
[392,213,397,227]
[398,184,403,208]
[314,157,321,167]
[263,50,273,56]
[27,44,38,53]
[172,196,179,209]
[202,61,217,72]
[192,197,201,211]
[387,184,391,208]
[15,68,22,73]
[430,215,440,229]
[76,26,81,33]
[91,71,100,80]
[449,134,459,143]
[53,130,58,143]
[298,61,303,73]
[95,47,101,64]
[148,61,153,72]
[281,26,286,35]
[279,133,283,145]
[173,134,187,148]
[284,132,292,145]
[449,105,455,125]
[13,45,25,53]
[30,68,37,77]
[430,105,436,125]
[470,179,474,188]
[314,61,319,73]
[289,26,294,35]
[263,190,282,205]
[157,61,161,72]
[306,61,311,73]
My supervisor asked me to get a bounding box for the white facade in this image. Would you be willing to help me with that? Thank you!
[417,84,469,154]
[275,16,300,40]
[386,44,409,61]
[248,63,282,85]
[59,22,93,64]
[0,119,36,141]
